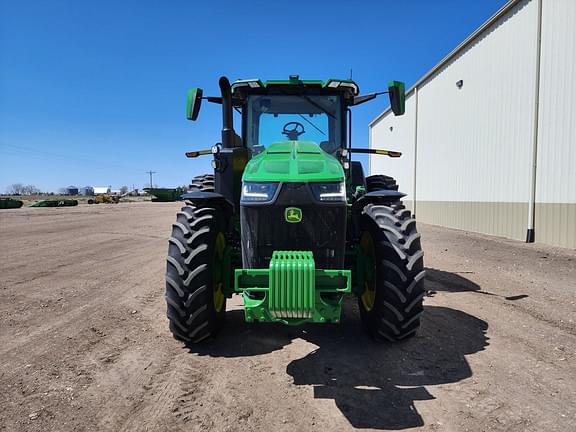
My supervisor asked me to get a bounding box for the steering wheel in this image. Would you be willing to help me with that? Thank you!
[282,122,305,140]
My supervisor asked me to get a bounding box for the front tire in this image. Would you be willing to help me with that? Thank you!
[357,204,426,341]
[165,204,228,343]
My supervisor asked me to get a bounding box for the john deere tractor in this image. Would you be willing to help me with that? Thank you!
[165,75,425,343]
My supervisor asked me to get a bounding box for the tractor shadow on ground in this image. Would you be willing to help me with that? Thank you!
[190,272,490,430]
[425,267,481,293]
[285,302,489,430]
[426,267,529,301]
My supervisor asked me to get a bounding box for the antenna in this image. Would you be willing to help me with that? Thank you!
[349,68,353,80]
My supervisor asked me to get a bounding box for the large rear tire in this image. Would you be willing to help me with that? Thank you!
[165,204,228,343]
[365,175,398,192]
[357,203,426,341]
[189,174,215,192]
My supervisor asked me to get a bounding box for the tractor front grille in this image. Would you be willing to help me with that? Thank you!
[240,182,346,269]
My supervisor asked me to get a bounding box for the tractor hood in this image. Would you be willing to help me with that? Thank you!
[242,141,345,183]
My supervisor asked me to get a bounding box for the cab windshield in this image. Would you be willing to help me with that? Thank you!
[246,94,343,154]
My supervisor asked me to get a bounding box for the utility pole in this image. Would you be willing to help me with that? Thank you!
[145,171,156,189]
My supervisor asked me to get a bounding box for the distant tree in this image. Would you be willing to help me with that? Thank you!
[120,185,129,194]
[6,183,24,195]
[22,185,40,195]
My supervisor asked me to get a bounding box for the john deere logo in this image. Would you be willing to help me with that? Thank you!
[285,207,302,223]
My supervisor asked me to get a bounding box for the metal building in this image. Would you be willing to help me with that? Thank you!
[80,186,94,196]
[65,185,79,195]
[93,187,111,195]
[369,0,576,249]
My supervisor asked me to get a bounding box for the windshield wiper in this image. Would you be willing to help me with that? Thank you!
[298,93,337,120]
[278,88,337,120]
[297,114,326,136]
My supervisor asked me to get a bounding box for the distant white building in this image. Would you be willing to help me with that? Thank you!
[93,187,111,195]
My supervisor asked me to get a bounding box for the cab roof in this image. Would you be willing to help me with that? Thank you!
[231,75,360,98]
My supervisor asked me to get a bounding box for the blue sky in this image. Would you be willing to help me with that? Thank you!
[0,0,508,192]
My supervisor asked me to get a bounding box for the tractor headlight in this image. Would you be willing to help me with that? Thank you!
[310,181,346,202]
[241,182,279,202]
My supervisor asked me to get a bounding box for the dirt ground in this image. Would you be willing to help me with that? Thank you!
[1,202,575,432]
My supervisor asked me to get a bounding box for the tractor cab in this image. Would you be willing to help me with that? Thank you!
[184,76,406,201]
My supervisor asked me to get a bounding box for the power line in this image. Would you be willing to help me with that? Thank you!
[0,142,141,172]
[0,148,114,172]
[145,171,156,189]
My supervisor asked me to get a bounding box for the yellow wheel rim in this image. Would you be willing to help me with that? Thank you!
[213,232,226,313]
[360,232,376,312]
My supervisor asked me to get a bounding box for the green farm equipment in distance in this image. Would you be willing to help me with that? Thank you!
[144,187,188,202]
[0,198,24,209]
[29,199,78,207]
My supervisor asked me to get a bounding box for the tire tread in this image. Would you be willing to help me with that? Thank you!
[358,201,426,342]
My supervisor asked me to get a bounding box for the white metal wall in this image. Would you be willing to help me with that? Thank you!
[534,0,576,248]
[369,95,416,210]
[369,0,576,248]
[415,0,537,204]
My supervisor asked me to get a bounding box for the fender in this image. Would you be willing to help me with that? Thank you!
[180,191,234,219]
[351,190,406,214]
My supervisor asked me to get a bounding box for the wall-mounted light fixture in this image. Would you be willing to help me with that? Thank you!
[456,79,464,89]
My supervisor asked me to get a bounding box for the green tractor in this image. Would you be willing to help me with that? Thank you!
[165,75,425,343]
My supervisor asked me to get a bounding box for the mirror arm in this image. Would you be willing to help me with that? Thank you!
[349,148,402,158]
[351,91,389,106]
[204,96,243,106]
[204,96,222,104]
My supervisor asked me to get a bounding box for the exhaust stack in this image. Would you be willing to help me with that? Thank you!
[219,76,236,148]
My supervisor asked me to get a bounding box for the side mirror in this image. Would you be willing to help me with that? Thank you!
[186,88,203,121]
[388,81,405,116]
